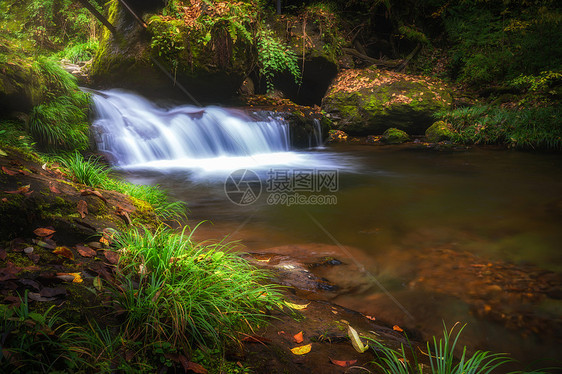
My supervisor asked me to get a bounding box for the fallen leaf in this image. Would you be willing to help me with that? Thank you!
[93,276,103,291]
[0,248,6,261]
[242,335,271,344]
[293,331,304,344]
[347,325,369,353]
[27,253,40,264]
[329,358,357,367]
[1,198,7,202]
[0,148,6,156]
[76,245,96,257]
[4,185,30,194]
[184,360,208,374]
[49,184,61,194]
[77,200,88,218]
[277,331,285,335]
[1,166,17,176]
[116,207,132,225]
[80,189,107,203]
[53,246,74,261]
[34,228,56,237]
[365,315,376,321]
[56,272,82,283]
[28,292,55,302]
[393,325,404,332]
[0,262,20,281]
[33,239,56,250]
[284,301,310,310]
[40,287,67,298]
[104,251,119,264]
[19,278,40,290]
[290,344,312,355]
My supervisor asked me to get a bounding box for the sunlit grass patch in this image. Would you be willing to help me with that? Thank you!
[111,225,283,351]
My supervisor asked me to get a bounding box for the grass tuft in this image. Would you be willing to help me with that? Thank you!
[111,225,283,351]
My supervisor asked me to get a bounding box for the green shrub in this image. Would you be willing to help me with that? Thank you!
[111,226,283,351]
[57,39,100,63]
[436,105,562,150]
[257,28,301,91]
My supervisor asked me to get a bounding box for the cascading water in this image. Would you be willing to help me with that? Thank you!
[89,89,345,177]
[91,90,292,164]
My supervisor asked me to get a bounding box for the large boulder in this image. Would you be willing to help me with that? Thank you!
[322,67,452,135]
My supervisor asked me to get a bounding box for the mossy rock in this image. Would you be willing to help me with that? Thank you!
[425,121,455,142]
[322,67,452,135]
[382,128,410,144]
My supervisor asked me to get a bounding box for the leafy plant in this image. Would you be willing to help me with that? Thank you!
[57,39,100,63]
[257,28,301,91]
[57,151,110,187]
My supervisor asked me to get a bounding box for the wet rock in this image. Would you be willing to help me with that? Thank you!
[425,120,455,142]
[382,128,410,144]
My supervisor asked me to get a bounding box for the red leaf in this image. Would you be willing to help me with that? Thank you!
[27,253,40,264]
[76,245,96,257]
[1,166,17,176]
[49,184,61,194]
[1,198,7,203]
[53,246,74,261]
[329,358,357,367]
[104,251,119,264]
[77,200,88,218]
[34,228,56,237]
[0,261,20,281]
[293,331,304,344]
[0,248,6,261]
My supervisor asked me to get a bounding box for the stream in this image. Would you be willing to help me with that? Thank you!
[92,90,562,369]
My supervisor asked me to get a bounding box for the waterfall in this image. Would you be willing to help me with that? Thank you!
[90,90,292,166]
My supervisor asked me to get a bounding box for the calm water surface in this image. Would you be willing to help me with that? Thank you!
[122,145,562,368]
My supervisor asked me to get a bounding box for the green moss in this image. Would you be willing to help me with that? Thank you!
[426,121,455,142]
[382,127,410,144]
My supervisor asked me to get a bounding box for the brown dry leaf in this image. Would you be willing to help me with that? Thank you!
[1,197,7,203]
[76,245,96,258]
[77,200,88,218]
[4,185,30,194]
[104,251,119,264]
[53,246,74,261]
[365,315,376,321]
[28,292,55,302]
[0,248,6,261]
[1,166,17,176]
[27,253,40,264]
[34,228,56,237]
[393,325,404,332]
[0,261,20,281]
[290,344,312,355]
[329,358,357,367]
[293,331,304,344]
[56,272,83,283]
[116,207,132,225]
[49,184,61,194]
[40,287,67,298]
[80,189,107,203]
[184,361,208,374]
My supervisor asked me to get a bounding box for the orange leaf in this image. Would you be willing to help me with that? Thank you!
[76,245,96,257]
[393,325,404,332]
[329,358,357,367]
[56,272,82,283]
[365,315,376,321]
[53,246,74,260]
[104,250,119,264]
[49,184,61,194]
[290,344,312,355]
[34,227,56,237]
[293,331,304,344]
[5,185,30,194]
[1,166,17,176]
[77,200,88,218]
